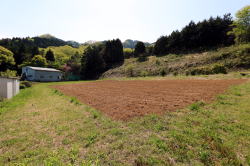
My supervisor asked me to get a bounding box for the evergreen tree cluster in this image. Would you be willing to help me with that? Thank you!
[0,38,39,66]
[134,41,146,57]
[101,39,124,68]
[32,36,67,48]
[81,39,124,79]
[154,14,235,55]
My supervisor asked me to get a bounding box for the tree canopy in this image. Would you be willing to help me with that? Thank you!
[134,41,146,57]
[229,5,250,43]
[45,49,55,62]
[101,39,124,68]
[31,55,47,67]
[81,45,106,79]
[154,14,234,55]
[0,46,15,72]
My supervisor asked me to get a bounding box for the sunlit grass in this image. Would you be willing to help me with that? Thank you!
[0,78,249,165]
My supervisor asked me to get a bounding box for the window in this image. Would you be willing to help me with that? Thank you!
[27,75,33,77]
[49,76,53,78]
[40,76,44,78]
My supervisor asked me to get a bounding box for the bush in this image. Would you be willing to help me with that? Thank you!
[173,71,178,76]
[236,47,250,68]
[155,59,161,65]
[20,81,32,89]
[189,67,212,75]
[159,68,166,76]
[212,64,227,74]
[20,85,26,89]
[140,70,149,77]
[125,64,135,77]
[187,64,227,76]
[137,55,148,62]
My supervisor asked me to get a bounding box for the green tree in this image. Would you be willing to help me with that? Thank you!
[45,49,55,62]
[0,46,15,72]
[123,48,134,59]
[154,14,234,55]
[15,44,26,65]
[229,5,250,43]
[81,45,106,79]
[101,39,124,68]
[0,69,17,77]
[31,55,47,67]
[66,51,82,75]
[134,41,146,57]
[31,46,39,57]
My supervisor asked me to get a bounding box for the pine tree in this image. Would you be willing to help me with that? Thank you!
[45,49,55,62]
[134,41,146,57]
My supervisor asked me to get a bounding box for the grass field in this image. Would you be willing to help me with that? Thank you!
[0,76,250,165]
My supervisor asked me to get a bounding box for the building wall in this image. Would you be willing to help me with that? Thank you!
[0,78,8,98]
[34,70,62,82]
[0,77,20,99]
[6,81,13,99]
[22,67,36,81]
[22,67,62,82]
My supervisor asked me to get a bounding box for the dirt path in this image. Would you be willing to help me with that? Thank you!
[53,79,246,120]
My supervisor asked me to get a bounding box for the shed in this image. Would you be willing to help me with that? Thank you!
[0,77,20,99]
[22,66,62,82]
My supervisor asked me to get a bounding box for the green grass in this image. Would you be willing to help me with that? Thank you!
[0,78,250,165]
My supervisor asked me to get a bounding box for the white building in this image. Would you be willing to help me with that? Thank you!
[22,66,62,82]
[0,77,20,99]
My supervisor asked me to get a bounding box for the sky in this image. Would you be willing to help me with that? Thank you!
[0,0,249,43]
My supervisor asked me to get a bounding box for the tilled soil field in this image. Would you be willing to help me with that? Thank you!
[53,79,246,120]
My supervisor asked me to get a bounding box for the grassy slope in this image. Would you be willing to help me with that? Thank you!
[102,44,250,78]
[0,77,250,165]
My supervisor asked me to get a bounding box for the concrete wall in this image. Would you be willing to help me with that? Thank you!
[0,77,20,99]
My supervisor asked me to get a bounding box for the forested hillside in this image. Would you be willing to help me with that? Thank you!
[0,6,249,79]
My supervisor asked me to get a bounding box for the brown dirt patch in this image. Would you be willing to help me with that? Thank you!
[53,79,246,121]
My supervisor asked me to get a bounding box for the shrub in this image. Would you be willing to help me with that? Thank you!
[125,64,135,77]
[20,84,26,89]
[188,64,227,76]
[236,47,250,68]
[155,59,161,65]
[159,68,166,76]
[189,67,212,76]
[137,55,148,62]
[20,81,32,89]
[140,70,149,77]
[173,71,178,76]
[212,64,227,74]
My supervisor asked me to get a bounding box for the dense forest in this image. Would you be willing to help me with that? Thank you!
[154,14,234,55]
[0,5,249,79]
